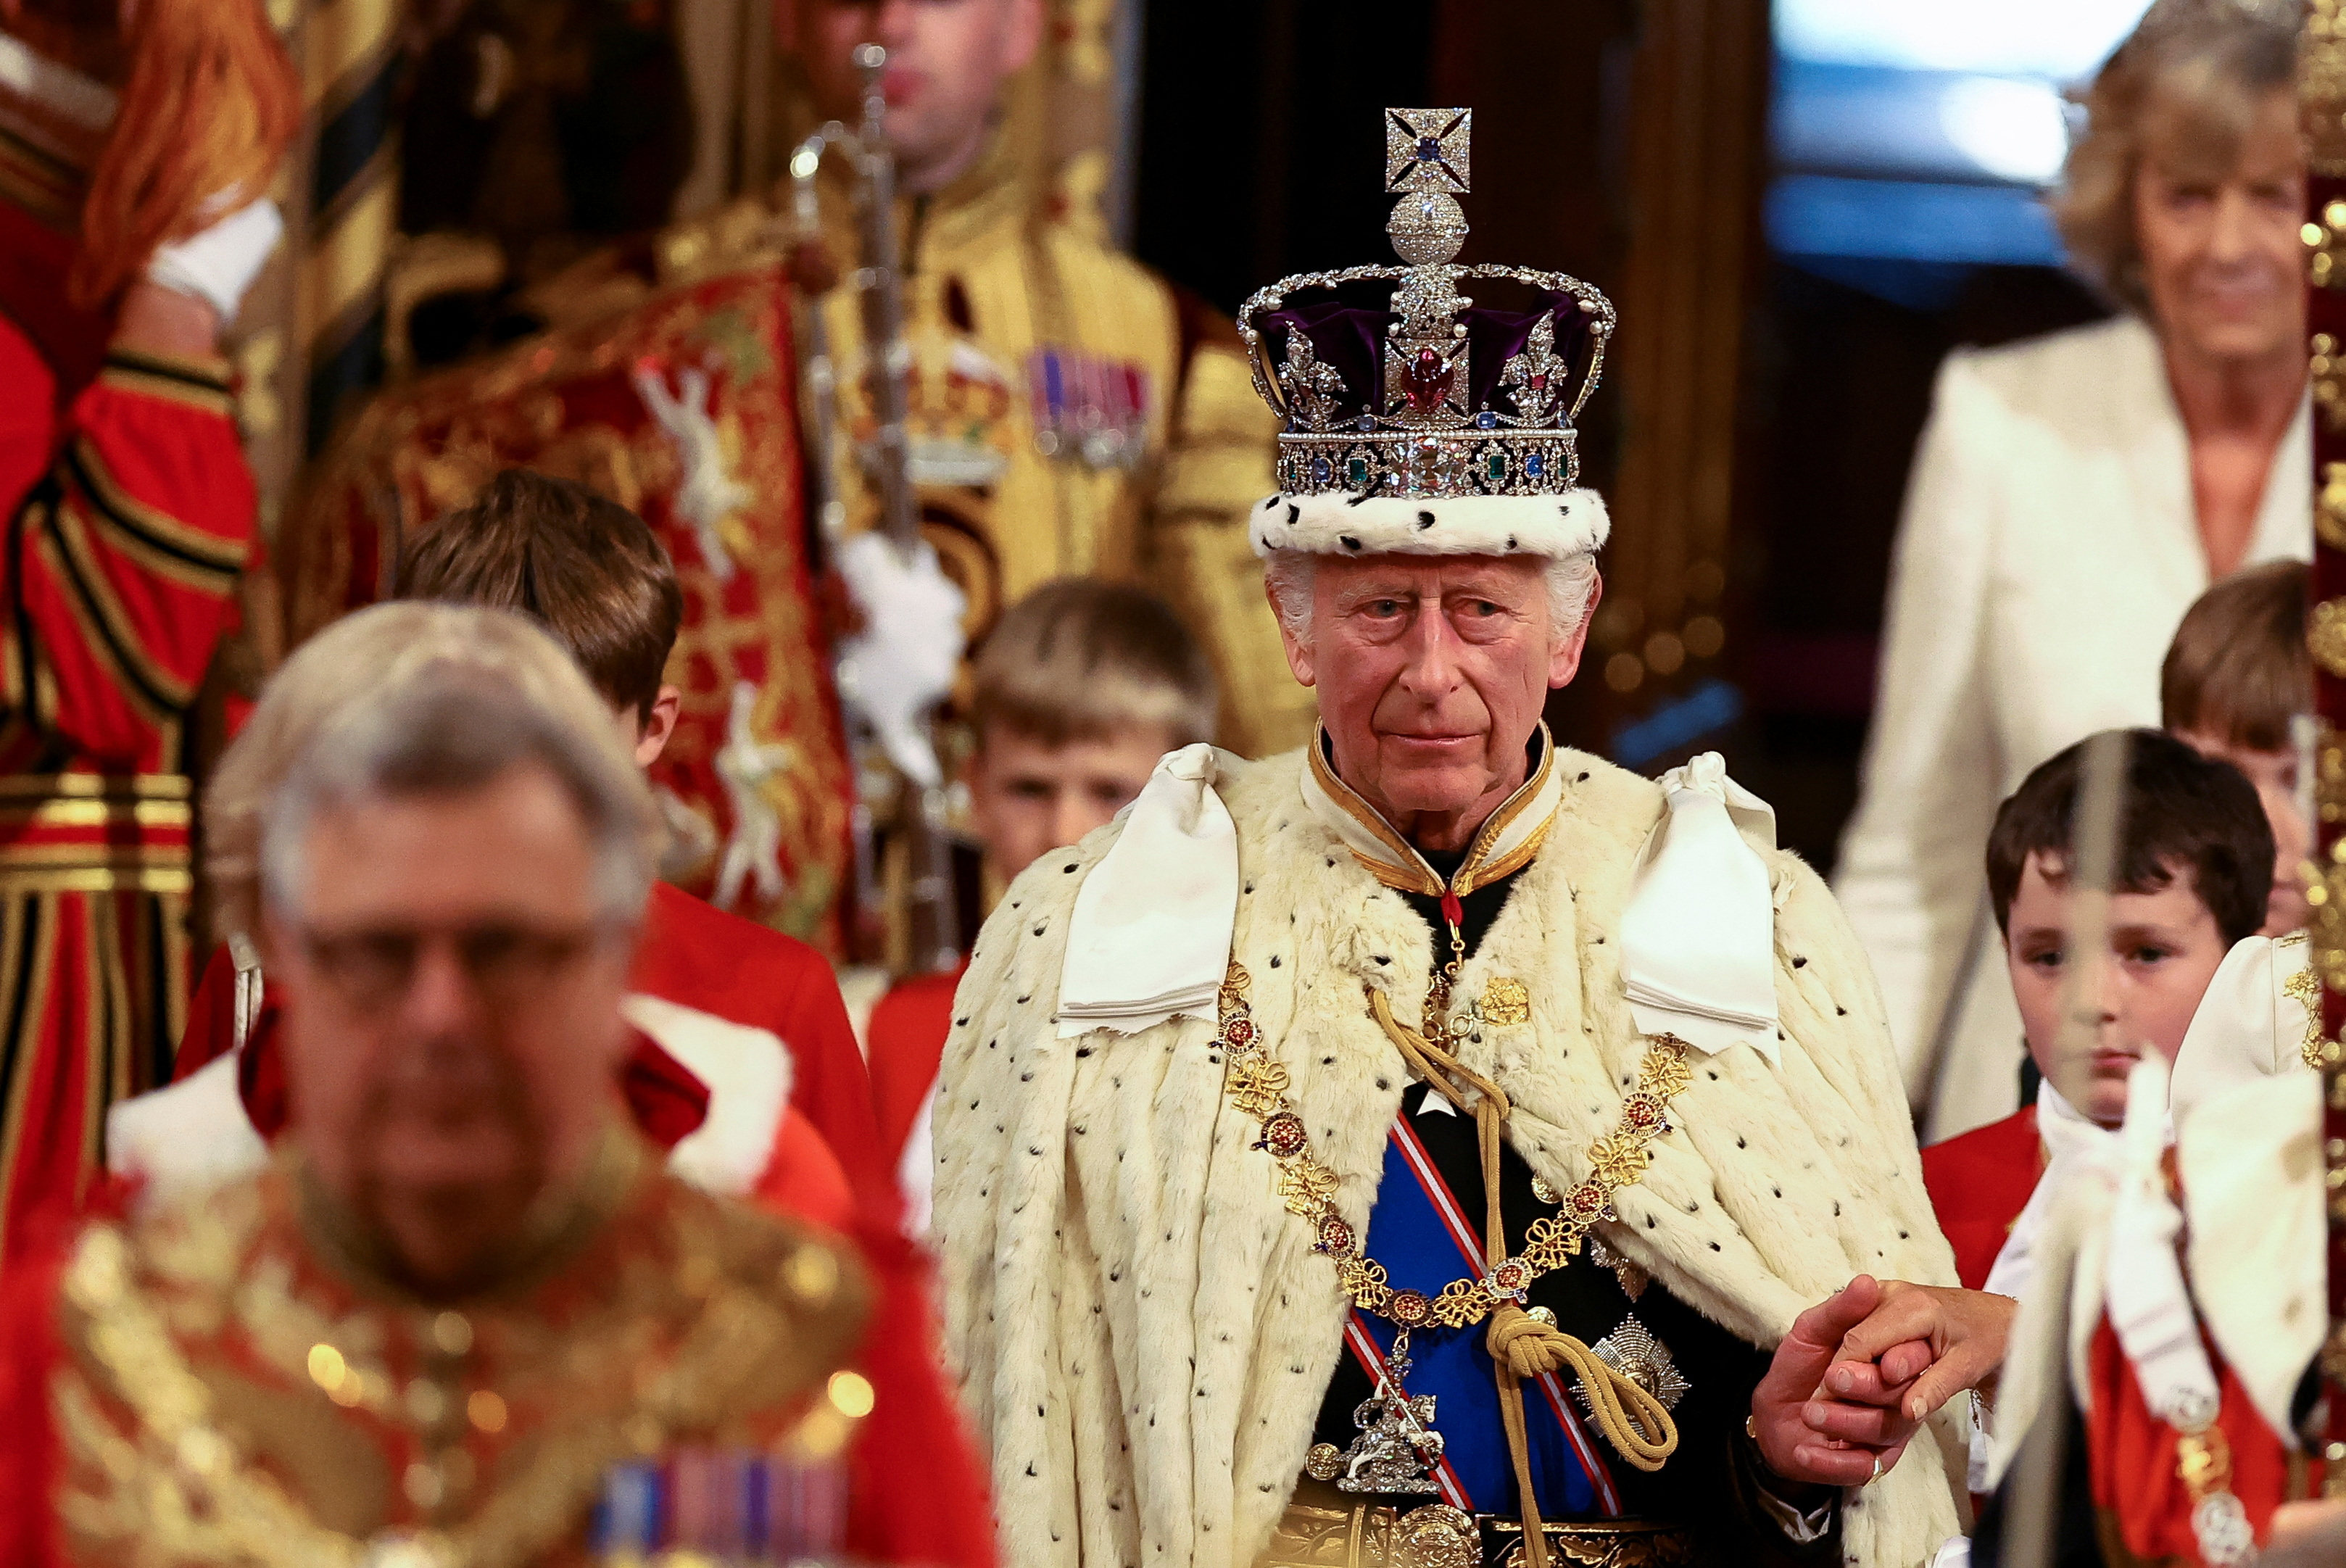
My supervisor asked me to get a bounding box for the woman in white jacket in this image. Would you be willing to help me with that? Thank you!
[1836,0,2310,1142]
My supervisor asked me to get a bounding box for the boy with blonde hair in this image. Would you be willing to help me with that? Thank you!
[867,577,1220,1219]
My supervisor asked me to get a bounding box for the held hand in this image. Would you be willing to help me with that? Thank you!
[1752,1276,2015,1488]
[1827,1280,2015,1424]
[1752,1275,1907,1487]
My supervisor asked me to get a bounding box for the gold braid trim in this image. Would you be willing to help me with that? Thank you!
[2282,953,2326,1071]
[53,1205,863,1567]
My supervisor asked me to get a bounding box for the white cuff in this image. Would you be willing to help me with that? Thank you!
[146,198,283,325]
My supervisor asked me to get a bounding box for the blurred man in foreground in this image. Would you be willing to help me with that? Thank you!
[0,621,966,1564]
[167,472,883,1224]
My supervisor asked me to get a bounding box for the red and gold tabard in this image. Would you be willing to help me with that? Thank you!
[282,269,855,953]
[660,130,1310,760]
[2083,1316,2326,1567]
[0,315,259,1267]
[0,1129,877,1567]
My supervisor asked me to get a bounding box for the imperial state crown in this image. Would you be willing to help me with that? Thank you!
[1240,108,1617,563]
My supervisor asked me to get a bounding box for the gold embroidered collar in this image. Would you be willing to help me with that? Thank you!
[1301,723,1563,900]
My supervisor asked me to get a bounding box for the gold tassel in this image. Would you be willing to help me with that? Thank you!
[1486,1303,1677,1469]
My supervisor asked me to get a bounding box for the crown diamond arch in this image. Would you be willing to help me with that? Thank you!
[1237,108,1617,502]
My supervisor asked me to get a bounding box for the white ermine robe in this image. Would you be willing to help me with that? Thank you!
[935,745,1964,1568]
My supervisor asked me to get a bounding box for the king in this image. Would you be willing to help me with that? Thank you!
[936,110,1997,1568]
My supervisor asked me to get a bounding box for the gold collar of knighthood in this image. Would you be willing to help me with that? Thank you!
[1222,111,1687,1568]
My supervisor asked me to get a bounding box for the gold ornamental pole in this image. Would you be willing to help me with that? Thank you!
[2299,0,2346,1483]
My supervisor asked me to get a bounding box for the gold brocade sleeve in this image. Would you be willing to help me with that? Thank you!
[1150,339,1317,758]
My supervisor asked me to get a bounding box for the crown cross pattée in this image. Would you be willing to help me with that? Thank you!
[1381,109,1474,428]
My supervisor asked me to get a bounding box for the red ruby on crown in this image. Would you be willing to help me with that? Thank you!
[1400,347,1454,412]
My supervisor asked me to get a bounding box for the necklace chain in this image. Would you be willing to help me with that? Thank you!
[1216,950,1693,1335]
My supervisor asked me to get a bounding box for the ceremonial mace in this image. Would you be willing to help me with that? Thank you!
[787,45,963,976]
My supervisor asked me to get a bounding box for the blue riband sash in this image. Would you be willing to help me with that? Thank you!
[1340,1111,1622,1518]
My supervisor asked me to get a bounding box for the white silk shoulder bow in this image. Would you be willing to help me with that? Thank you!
[1056,744,1240,1038]
[1618,752,1783,1066]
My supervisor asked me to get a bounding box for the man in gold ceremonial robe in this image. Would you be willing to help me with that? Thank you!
[0,614,955,1567]
[668,0,1309,758]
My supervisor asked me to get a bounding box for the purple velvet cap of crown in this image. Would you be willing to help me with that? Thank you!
[1257,288,1599,423]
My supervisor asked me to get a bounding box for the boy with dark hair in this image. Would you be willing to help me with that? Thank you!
[397,468,686,757]
[866,577,1220,1221]
[2161,557,2311,934]
[1921,728,2273,1292]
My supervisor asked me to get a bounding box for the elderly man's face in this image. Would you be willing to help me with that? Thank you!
[265,762,635,1289]
[1277,553,1595,850]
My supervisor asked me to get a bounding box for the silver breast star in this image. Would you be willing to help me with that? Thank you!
[1575,1315,1690,1414]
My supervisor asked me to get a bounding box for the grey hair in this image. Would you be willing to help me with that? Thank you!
[2050,0,2296,316]
[209,602,648,944]
[259,658,658,927]
[1264,550,1601,644]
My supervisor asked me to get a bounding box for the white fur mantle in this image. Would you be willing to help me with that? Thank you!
[934,747,1963,1568]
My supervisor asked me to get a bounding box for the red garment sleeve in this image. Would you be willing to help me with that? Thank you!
[842,1219,998,1568]
[176,942,240,1079]
[633,886,894,1219]
[3,347,256,769]
[771,956,893,1215]
[0,318,57,511]
[0,1246,70,1568]
[753,1107,857,1235]
[1917,1106,2039,1292]
[866,967,963,1163]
